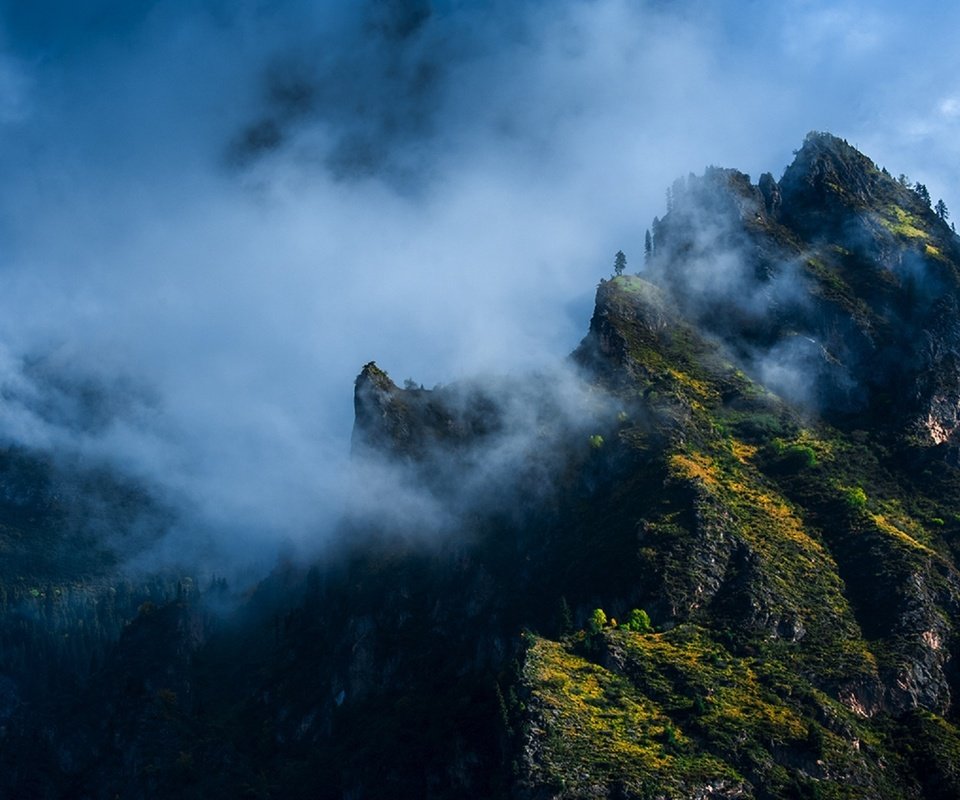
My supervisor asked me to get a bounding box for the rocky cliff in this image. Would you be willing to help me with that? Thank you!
[344,132,960,798]
[2,133,960,799]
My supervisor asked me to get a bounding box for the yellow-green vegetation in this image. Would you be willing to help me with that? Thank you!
[588,607,607,633]
[586,266,960,794]
[524,627,892,799]
[535,138,960,800]
[613,626,808,747]
[666,367,717,403]
[669,452,720,489]
[523,634,741,797]
[867,506,937,556]
[613,274,663,296]
[805,256,849,296]
[605,274,879,673]
[624,608,653,633]
[842,485,867,510]
[835,482,939,554]
[793,428,835,458]
[667,449,864,651]
[769,429,833,470]
[751,422,960,678]
[879,205,929,240]
[730,438,758,463]
[802,255,875,326]
[775,441,817,468]
[605,277,731,412]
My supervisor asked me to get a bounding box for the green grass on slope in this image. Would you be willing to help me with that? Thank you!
[522,627,907,799]
[522,633,742,798]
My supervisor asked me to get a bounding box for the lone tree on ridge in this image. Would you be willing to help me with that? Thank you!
[613,250,627,276]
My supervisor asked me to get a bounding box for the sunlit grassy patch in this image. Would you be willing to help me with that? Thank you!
[523,635,742,796]
[730,438,758,463]
[868,513,936,556]
[523,624,890,798]
[669,452,721,488]
[614,627,809,747]
[879,206,929,240]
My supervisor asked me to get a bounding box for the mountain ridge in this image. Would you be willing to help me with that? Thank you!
[2,132,960,798]
[344,131,960,797]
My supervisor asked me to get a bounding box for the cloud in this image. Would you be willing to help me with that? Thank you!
[346,364,613,541]
[0,0,958,572]
[937,97,960,119]
[778,2,888,65]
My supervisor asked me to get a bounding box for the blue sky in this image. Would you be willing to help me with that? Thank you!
[0,0,958,562]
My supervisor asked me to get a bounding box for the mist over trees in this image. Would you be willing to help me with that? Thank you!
[3,0,960,795]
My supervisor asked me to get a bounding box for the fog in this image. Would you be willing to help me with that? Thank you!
[0,0,958,570]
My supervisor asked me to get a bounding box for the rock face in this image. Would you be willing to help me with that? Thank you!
[758,171,781,219]
[352,361,403,452]
[654,132,960,447]
[4,133,960,800]
[341,133,960,795]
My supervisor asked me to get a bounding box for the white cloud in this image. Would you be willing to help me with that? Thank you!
[938,96,960,119]
[1,0,959,570]
[779,2,888,66]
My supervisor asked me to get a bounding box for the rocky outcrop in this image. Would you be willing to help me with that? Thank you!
[352,361,413,455]
[758,172,781,219]
[649,131,960,447]
[779,132,888,230]
[8,132,960,800]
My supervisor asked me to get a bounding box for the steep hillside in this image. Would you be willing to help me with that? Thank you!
[2,133,960,799]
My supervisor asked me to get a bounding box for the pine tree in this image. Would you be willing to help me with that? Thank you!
[914,182,931,206]
[935,199,950,221]
[644,229,652,263]
[613,250,626,277]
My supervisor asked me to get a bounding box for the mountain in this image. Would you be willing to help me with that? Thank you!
[2,132,960,799]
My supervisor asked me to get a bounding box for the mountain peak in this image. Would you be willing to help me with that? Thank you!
[352,361,413,456]
[647,132,960,446]
[779,131,930,235]
[8,132,960,800]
